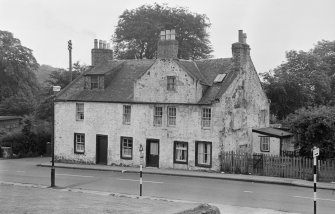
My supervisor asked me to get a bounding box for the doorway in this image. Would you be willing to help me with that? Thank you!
[146,139,159,167]
[96,135,108,165]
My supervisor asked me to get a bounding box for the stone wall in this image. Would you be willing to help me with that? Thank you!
[134,60,203,103]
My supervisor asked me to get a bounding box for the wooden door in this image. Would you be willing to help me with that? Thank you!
[96,135,108,165]
[146,139,159,167]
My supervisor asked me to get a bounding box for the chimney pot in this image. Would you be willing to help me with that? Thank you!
[94,39,98,49]
[103,41,107,49]
[238,30,243,43]
[243,33,247,44]
[157,29,178,59]
[99,40,103,49]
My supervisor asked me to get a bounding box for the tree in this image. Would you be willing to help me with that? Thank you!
[45,61,87,88]
[262,40,335,120]
[36,61,87,121]
[0,95,36,116]
[113,3,213,60]
[284,106,335,159]
[0,30,39,102]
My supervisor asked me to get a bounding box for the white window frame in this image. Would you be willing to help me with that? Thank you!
[167,107,176,126]
[196,141,212,167]
[74,133,85,154]
[123,105,131,125]
[260,136,270,152]
[76,103,84,121]
[153,106,163,126]
[174,141,188,164]
[121,137,133,159]
[201,107,211,128]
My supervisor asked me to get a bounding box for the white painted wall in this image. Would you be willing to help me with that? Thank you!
[54,102,223,170]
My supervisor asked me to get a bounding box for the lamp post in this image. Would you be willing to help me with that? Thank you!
[68,40,72,82]
[51,85,61,187]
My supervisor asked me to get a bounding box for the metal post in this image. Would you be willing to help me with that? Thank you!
[51,94,55,187]
[51,86,61,188]
[313,156,317,214]
[140,164,143,196]
[68,40,72,82]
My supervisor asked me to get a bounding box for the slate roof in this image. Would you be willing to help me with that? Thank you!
[252,128,294,138]
[56,58,235,104]
[57,60,155,102]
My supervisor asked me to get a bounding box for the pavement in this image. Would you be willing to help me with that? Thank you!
[37,159,335,191]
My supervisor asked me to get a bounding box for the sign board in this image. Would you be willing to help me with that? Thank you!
[313,148,320,157]
[53,86,61,92]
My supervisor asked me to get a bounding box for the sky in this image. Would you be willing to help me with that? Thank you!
[1,0,335,73]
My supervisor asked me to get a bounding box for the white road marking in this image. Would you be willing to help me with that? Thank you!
[56,173,94,178]
[16,171,25,173]
[292,195,335,202]
[118,178,163,184]
[243,191,253,193]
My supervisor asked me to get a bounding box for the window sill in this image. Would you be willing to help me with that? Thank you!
[121,156,132,160]
[76,119,84,122]
[74,151,85,155]
[174,160,188,164]
[201,127,211,130]
[195,163,212,168]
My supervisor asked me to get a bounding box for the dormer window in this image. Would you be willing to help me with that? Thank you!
[91,76,99,89]
[167,76,176,91]
[84,75,104,90]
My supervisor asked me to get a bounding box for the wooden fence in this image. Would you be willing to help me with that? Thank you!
[220,151,335,182]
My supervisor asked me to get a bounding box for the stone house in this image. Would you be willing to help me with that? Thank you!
[54,29,269,171]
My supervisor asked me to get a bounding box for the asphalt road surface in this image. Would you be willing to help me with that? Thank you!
[1,158,335,214]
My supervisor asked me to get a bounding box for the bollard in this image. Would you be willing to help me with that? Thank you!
[140,164,143,196]
[312,147,319,214]
[313,156,317,214]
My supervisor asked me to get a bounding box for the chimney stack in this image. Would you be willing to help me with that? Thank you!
[91,39,113,66]
[157,29,179,59]
[232,30,250,70]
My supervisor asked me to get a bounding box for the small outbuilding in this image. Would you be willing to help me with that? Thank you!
[252,127,295,156]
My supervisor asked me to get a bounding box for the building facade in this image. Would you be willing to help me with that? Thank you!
[54,30,269,171]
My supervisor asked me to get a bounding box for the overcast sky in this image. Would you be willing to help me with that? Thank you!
[1,0,334,73]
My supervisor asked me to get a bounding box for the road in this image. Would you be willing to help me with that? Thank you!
[1,158,335,214]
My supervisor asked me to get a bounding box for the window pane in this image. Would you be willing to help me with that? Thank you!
[168,107,176,126]
[201,108,211,128]
[167,76,176,90]
[175,142,187,162]
[154,107,163,126]
[150,143,158,155]
[121,137,132,158]
[76,103,84,120]
[75,134,85,153]
[197,142,210,165]
[123,105,131,124]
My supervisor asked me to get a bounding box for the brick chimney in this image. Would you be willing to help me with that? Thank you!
[232,30,250,69]
[157,29,179,59]
[91,39,113,66]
